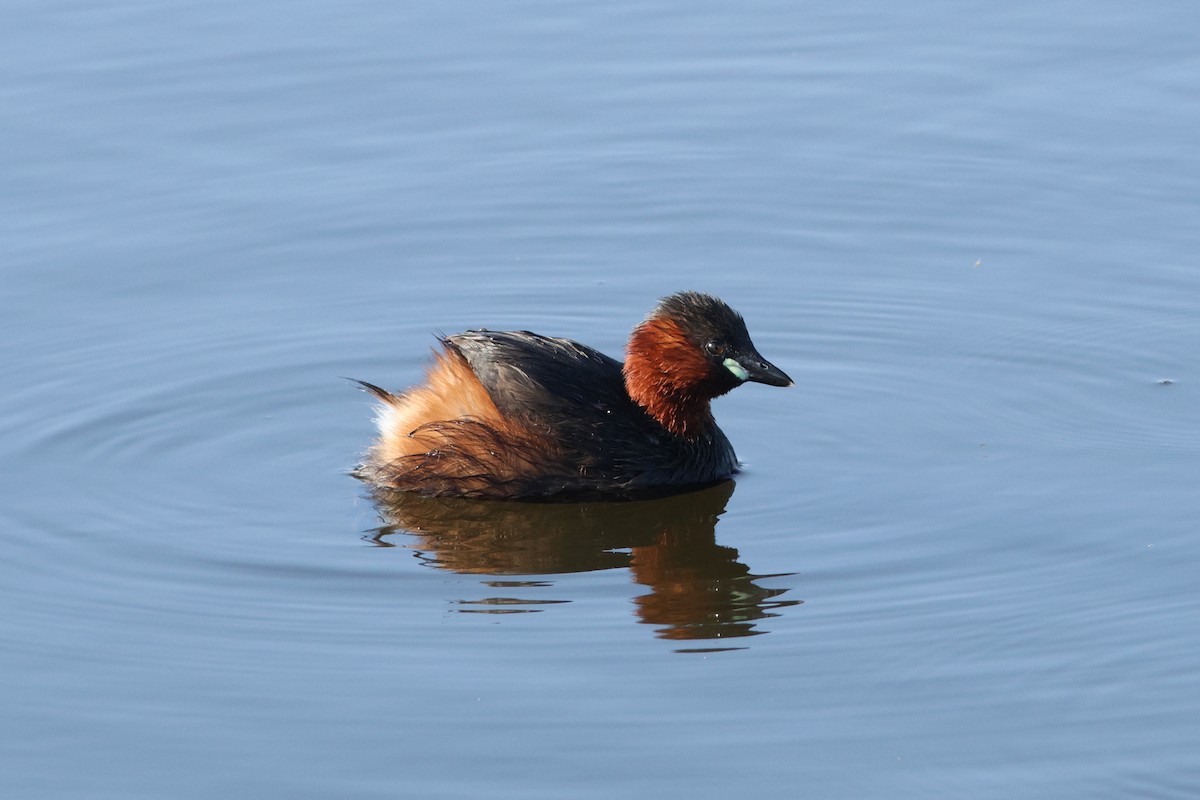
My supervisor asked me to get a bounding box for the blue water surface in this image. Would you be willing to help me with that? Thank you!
[2,1,1198,798]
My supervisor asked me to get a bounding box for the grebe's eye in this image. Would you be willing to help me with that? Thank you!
[705,340,723,355]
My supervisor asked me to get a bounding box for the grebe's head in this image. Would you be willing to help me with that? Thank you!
[625,291,792,435]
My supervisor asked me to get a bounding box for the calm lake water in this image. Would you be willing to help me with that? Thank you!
[3,1,1199,797]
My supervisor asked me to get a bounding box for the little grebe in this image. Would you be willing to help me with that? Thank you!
[356,291,791,500]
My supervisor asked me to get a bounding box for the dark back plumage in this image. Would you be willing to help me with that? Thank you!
[445,330,628,427]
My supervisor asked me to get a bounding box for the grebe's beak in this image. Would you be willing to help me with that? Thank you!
[724,353,793,387]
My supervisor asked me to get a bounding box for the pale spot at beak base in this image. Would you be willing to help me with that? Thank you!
[722,357,749,381]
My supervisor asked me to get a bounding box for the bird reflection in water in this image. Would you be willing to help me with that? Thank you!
[365,481,800,648]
